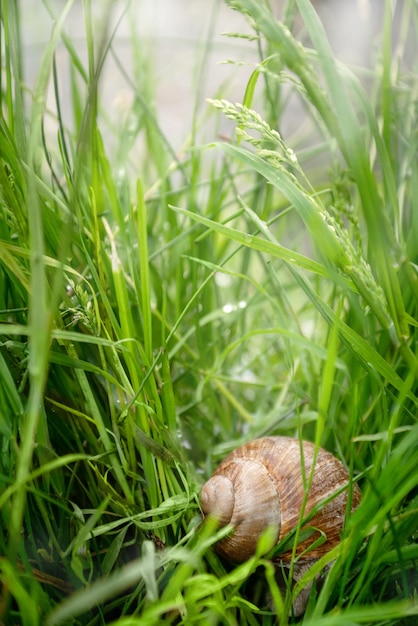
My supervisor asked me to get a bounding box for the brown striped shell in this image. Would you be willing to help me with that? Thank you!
[200,436,361,564]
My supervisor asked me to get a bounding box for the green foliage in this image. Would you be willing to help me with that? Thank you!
[0,0,417,624]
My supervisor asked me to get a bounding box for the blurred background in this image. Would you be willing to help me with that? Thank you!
[20,0,385,153]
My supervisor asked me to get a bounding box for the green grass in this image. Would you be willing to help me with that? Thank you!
[1,0,418,624]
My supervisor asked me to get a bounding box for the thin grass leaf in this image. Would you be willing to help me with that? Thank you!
[136,178,153,364]
[8,0,76,562]
[170,202,350,286]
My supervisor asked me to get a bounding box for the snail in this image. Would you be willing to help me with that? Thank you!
[200,436,361,614]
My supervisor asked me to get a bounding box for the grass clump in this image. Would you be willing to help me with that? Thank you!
[0,0,418,624]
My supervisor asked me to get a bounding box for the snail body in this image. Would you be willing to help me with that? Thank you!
[200,436,361,564]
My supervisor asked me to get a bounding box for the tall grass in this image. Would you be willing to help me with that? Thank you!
[0,0,417,624]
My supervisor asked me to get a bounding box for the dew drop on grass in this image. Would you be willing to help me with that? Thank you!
[214,273,232,287]
[223,300,246,314]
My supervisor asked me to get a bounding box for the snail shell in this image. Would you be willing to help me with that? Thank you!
[200,436,361,564]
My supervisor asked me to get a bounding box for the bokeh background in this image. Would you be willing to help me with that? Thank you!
[20,0,385,153]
